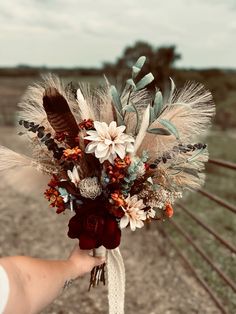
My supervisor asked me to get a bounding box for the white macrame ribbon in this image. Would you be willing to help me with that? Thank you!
[107,247,125,314]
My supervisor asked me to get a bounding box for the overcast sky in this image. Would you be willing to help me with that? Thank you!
[0,0,235,68]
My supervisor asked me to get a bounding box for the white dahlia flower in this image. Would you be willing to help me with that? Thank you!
[85,121,134,163]
[120,195,146,231]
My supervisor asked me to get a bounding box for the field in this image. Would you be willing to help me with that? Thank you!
[0,75,235,313]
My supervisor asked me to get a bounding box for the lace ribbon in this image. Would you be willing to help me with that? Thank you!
[107,248,125,314]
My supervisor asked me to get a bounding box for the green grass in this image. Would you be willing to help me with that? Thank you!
[164,128,236,313]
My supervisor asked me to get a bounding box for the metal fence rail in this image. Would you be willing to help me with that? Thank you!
[177,203,236,254]
[198,188,236,214]
[170,219,236,293]
[208,158,236,170]
[159,226,228,314]
[162,158,236,314]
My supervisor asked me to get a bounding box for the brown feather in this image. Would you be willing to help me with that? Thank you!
[43,87,79,147]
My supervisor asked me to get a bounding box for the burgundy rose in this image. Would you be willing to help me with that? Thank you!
[68,206,121,250]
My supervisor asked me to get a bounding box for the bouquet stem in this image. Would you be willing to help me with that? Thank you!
[89,247,106,291]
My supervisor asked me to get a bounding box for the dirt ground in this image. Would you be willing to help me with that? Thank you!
[0,127,221,314]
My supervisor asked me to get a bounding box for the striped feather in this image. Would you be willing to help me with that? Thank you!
[43,87,79,147]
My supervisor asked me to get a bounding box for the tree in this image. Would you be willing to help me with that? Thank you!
[103,41,181,92]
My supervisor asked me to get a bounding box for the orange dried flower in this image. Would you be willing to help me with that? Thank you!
[54,131,69,142]
[114,155,131,169]
[111,191,126,207]
[165,203,174,218]
[44,187,65,214]
[79,119,94,130]
[48,176,59,188]
[105,155,131,183]
[63,146,82,161]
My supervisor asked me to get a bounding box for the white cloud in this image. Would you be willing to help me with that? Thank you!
[0,0,235,68]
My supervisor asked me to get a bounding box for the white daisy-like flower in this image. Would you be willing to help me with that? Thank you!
[85,121,134,164]
[146,207,156,219]
[120,195,146,231]
[67,166,80,187]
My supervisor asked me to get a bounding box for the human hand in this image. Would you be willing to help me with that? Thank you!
[67,243,106,278]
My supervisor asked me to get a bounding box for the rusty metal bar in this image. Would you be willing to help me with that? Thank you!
[159,226,228,314]
[198,189,236,214]
[177,203,236,254]
[170,219,236,293]
[208,158,236,171]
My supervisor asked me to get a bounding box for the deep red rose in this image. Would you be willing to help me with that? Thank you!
[68,207,121,250]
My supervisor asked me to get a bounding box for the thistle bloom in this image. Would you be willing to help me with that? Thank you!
[79,177,102,199]
[85,121,134,163]
[120,195,146,231]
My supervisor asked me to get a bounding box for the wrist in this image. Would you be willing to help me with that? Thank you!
[65,259,82,280]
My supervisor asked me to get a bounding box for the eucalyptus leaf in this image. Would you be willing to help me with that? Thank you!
[110,85,123,114]
[129,174,137,181]
[126,78,136,89]
[153,91,163,118]
[132,104,140,135]
[158,119,179,139]
[132,56,146,78]
[110,85,125,125]
[116,114,125,126]
[132,66,140,78]
[136,73,154,90]
[187,147,205,162]
[147,128,171,135]
[149,107,155,124]
[123,104,136,112]
[134,56,146,68]
[124,177,131,183]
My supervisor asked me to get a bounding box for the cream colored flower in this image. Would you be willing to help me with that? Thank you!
[120,195,146,231]
[146,207,156,219]
[85,121,134,164]
[67,166,80,187]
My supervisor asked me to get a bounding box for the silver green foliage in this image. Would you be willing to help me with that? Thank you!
[109,56,180,140]
[121,151,149,196]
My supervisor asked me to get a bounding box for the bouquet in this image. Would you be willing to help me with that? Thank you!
[0,56,215,313]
